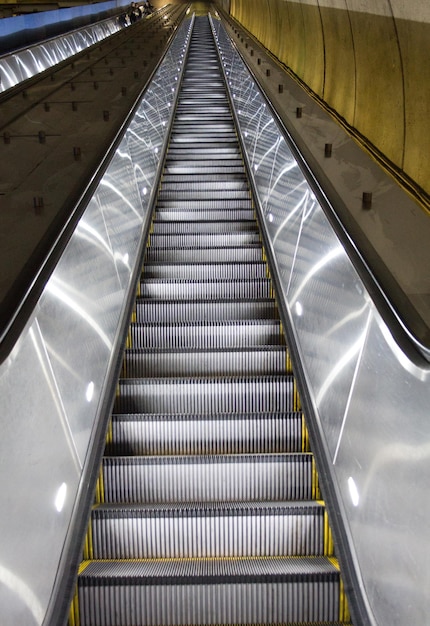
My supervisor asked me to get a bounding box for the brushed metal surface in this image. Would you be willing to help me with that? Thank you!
[0,17,192,625]
[212,14,430,626]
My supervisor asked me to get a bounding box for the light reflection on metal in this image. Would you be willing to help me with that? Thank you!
[0,17,122,93]
[0,562,44,623]
[348,477,360,507]
[85,381,95,402]
[46,279,112,350]
[272,184,310,247]
[55,482,68,512]
[99,178,142,221]
[29,323,82,471]
[290,246,343,306]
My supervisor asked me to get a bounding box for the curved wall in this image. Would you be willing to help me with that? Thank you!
[229,0,430,197]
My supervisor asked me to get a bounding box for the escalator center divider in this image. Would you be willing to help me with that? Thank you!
[70,15,352,626]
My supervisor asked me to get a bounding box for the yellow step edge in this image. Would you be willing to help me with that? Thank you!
[105,419,113,447]
[68,585,80,626]
[323,509,335,556]
[94,466,105,505]
[293,379,301,411]
[301,415,310,452]
[311,456,321,500]
[83,517,94,561]
[79,555,340,564]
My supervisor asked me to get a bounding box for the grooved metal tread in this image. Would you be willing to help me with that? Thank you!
[139,278,272,300]
[154,209,255,221]
[148,233,262,247]
[93,501,324,517]
[111,410,302,421]
[103,453,311,464]
[122,346,290,377]
[128,320,285,349]
[144,246,264,263]
[133,298,278,322]
[107,411,304,455]
[150,222,258,234]
[80,556,339,583]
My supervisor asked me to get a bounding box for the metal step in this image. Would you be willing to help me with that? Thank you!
[106,411,303,455]
[113,376,295,414]
[163,162,245,174]
[134,298,279,322]
[166,147,241,159]
[154,207,256,221]
[139,278,272,300]
[168,135,238,145]
[102,453,313,503]
[150,221,258,234]
[159,180,249,192]
[78,557,341,625]
[90,501,326,559]
[144,245,263,263]
[167,144,241,157]
[122,346,290,377]
[128,320,285,349]
[142,261,267,279]
[148,232,261,247]
[155,198,253,210]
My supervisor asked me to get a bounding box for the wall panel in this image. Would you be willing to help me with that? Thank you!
[229,0,430,197]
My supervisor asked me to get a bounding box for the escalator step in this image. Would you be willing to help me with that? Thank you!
[142,261,267,278]
[151,221,258,234]
[107,411,303,455]
[154,208,256,221]
[122,346,289,377]
[155,198,253,210]
[77,557,340,626]
[128,320,285,349]
[145,245,263,263]
[102,453,313,502]
[157,189,249,201]
[148,233,261,247]
[114,376,295,414]
[160,180,249,192]
[90,501,325,559]
[139,278,272,300]
[134,298,278,322]
[142,261,267,279]
[164,149,241,160]
[164,162,246,174]
[168,136,238,145]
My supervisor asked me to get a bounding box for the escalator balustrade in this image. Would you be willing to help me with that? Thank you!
[69,16,352,626]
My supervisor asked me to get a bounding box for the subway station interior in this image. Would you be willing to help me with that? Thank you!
[1,1,429,625]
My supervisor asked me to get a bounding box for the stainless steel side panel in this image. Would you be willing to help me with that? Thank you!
[212,15,430,626]
[0,18,121,93]
[0,18,192,625]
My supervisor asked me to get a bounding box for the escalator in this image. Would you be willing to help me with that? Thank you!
[70,15,352,626]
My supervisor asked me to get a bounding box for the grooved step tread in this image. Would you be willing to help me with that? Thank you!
[106,411,304,455]
[79,556,340,583]
[93,500,324,516]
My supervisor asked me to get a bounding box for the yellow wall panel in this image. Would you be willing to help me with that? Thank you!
[395,17,430,191]
[347,6,404,167]
[319,2,356,124]
[229,0,430,197]
[299,1,325,95]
